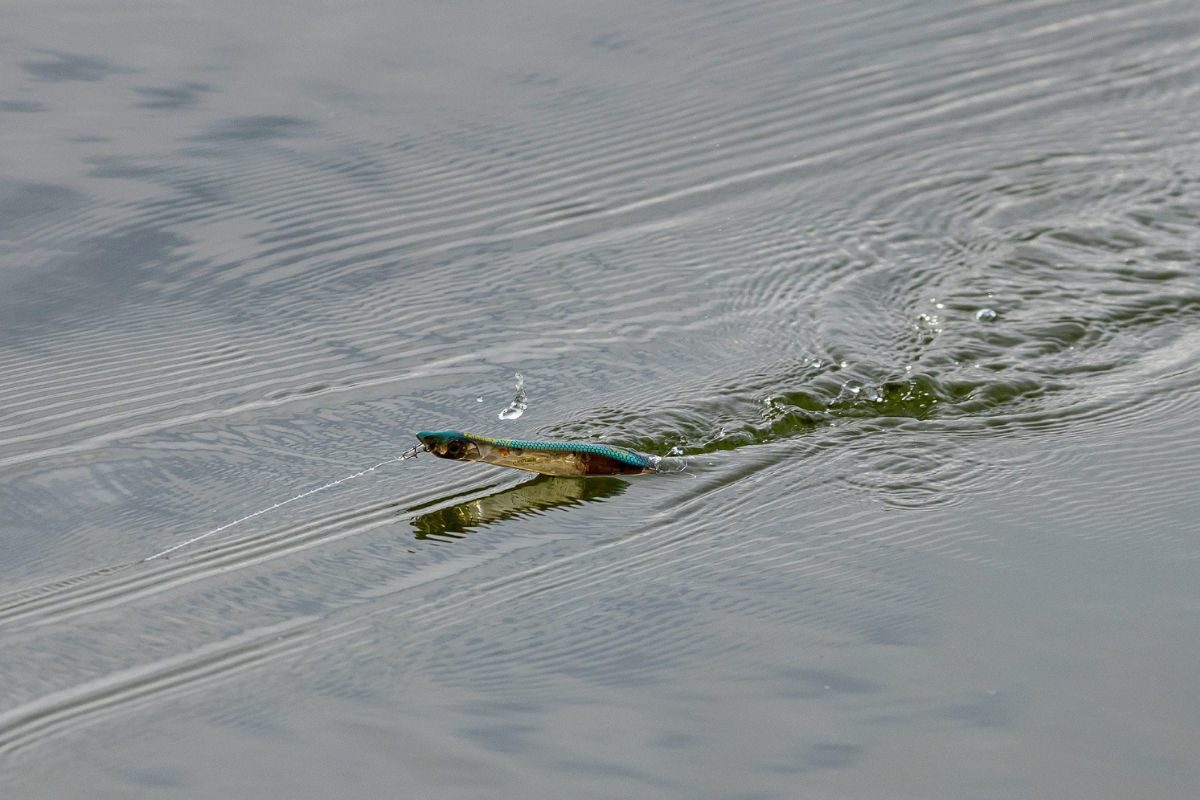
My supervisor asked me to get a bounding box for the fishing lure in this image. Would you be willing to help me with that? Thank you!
[417,430,656,477]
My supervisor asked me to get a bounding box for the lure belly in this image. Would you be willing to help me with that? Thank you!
[417,430,656,477]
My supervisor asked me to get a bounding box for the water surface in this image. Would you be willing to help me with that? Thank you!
[2,0,1199,797]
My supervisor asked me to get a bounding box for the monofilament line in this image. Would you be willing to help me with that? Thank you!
[142,450,419,562]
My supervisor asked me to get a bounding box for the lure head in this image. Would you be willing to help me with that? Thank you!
[417,430,482,462]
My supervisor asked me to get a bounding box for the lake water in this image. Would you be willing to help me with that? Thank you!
[2,1,1199,797]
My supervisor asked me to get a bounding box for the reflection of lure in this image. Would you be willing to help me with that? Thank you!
[417,430,656,477]
[412,476,628,538]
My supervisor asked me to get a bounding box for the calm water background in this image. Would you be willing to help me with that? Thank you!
[2,0,1199,797]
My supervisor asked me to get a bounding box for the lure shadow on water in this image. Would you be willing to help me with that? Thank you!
[409,475,628,541]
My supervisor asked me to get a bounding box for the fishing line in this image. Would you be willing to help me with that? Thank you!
[142,445,425,562]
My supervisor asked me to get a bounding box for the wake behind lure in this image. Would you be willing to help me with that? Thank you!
[417,430,657,477]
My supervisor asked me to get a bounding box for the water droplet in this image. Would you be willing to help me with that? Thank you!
[475,396,483,403]
[652,455,688,473]
[498,372,528,420]
[975,308,998,322]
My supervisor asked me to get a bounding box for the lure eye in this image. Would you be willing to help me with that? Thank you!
[447,440,463,457]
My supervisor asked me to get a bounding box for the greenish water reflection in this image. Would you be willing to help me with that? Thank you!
[411,476,628,540]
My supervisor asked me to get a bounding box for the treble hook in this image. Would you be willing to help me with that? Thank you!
[399,443,428,461]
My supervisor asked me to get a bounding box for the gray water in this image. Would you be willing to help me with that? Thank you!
[2,0,1199,797]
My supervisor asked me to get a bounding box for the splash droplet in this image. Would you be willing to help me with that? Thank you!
[976,308,998,322]
[652,454,688,473]
[498,372,528,420]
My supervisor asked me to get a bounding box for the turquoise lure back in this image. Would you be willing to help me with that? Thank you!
[417,431,656,477]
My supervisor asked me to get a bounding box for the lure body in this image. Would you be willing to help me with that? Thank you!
[417,430,655,477]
